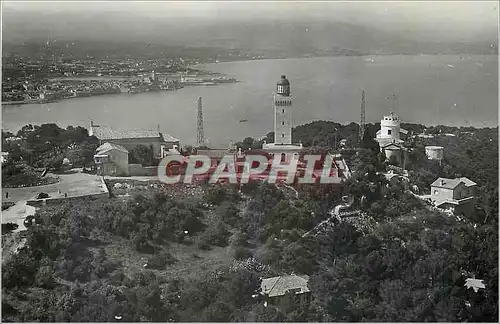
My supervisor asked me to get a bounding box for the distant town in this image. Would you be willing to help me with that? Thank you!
[2,54,239,104]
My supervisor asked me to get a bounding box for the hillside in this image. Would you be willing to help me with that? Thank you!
[1,121,498,321]
[3,12,497,58]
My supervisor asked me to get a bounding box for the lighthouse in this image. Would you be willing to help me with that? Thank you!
[274,75,293,145]
[376,112,402,144]
[263,75,302,162]
[375,112,408,165]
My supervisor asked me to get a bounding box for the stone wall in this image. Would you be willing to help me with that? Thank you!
[128,164,157,176]
[2,201,16,210]
[26,177,110,207]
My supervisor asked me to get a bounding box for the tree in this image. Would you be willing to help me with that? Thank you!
[66,137,99,167]
[235,137,255,152]
[35,264,56,289]
[201,220,231,247]
[218,202,240,226]
[281,242,317,274]
[129,145,156,166]
[146,251,177,270]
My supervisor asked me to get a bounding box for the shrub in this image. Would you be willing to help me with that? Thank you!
[2,222,19,233]
[132,232,155,254]
[146,251,177,270]
[229,230,250,248]
[219,202,240,227]
[233,246,253,260]
[203,221,231,247]
[34,265,56,288]
[197,239,212,251]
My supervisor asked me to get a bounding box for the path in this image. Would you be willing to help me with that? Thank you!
[301,197,358,238]
[1,201,36,232]
[2,171,107,203]
[105,175,160,182]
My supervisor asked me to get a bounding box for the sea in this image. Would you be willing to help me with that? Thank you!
[2,55,497,147]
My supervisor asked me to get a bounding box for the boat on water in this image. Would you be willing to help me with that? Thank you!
[239,119,248,123]
[446,64,455,68]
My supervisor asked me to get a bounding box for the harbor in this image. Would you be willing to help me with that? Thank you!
[2,70,238,105]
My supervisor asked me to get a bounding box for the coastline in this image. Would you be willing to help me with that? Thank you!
[1,82,236,106]
[193,52,498,67]
[4,53,495,107]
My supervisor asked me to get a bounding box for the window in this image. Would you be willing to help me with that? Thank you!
[281,153,286,162]
[282,109,285,113]
[388,129,392,135]
[434,190,439,195]
[282,121,285,125]
[282,133,285,138]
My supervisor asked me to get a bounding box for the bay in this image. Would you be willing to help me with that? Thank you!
[2,55,497,147]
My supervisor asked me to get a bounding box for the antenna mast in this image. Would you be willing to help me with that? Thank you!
[359,90,365,143]
[197,97,205,146]
[391,92,398,112]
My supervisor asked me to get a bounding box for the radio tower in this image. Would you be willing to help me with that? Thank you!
[359,90,366,144]
[391,92,398,112]
[197,97,205,146]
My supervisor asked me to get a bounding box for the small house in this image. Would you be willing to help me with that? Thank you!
[260,274,311,306]
[430,177,476,216]
[94,142,129,176]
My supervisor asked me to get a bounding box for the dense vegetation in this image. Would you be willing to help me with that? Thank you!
[129,145,158,167]
[2,124,99,187]
[2,121,497,321]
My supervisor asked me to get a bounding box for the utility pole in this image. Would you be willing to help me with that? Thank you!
[359,90,365,144]
[196,97,205,147]
[391,92,398,113]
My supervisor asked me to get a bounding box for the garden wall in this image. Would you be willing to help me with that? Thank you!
[128,164,157,176]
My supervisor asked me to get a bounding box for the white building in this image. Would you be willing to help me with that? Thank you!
[261,274,311,306]
[430,177,476,216]
[375,112,408,164]
[425,146,444,162]
[94,142,130,176]
[262,75,303,162]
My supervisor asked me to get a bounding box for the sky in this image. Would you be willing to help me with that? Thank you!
[2,1,498,41]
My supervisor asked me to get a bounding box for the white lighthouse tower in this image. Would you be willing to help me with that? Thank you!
[263,75,302,161]
[376,112,402,144]
[274,75,293,144]
[375,111,408,164]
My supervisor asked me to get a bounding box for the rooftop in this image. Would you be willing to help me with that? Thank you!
[96,142,129,154]
[464,278,486,293]
[262,143,303,151]
[380,141,404,149]
[431,177,477,189]
[261,274,310,298]
[277,75,290,86]
[196,148,233,158]
[376,127,408,135]
[161,133,180,143]
[90,125,179,142]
